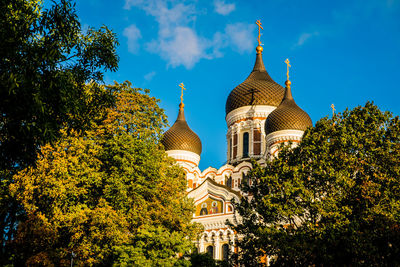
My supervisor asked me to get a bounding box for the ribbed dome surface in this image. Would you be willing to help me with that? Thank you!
[265,84,312,134]
[225,50,285,115]
[161,104,202,155]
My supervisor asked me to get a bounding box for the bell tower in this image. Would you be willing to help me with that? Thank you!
[225,20,285,164]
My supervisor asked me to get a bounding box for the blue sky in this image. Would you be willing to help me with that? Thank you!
[53,0,400,169]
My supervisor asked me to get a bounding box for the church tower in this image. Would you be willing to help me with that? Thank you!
[160,21,313,261]
[264,60,312,157]
[225,21,285,164]
[161,84,202,168]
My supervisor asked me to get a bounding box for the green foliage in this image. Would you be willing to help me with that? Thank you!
[0,0,118,169]
[186,252,229,267]
[234,102,400,266]
[10,82,200,266]
[0,0,118,263]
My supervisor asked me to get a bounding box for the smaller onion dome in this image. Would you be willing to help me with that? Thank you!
[265,80,312,134]
[161,103,202,155]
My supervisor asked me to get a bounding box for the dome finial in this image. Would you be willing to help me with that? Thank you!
[161,83,202,156]
[264,58,312,135]
[284,58,291,88]
[256,19,263,54]
[179,82,186,108]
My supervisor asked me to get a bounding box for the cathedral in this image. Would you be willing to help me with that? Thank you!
[161,24,312,261]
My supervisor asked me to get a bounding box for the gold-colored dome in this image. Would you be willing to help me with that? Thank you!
[265,84,312,134]
[225,47,285,115]
[161,103,202,155]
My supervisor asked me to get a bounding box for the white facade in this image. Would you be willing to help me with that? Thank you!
[163,48,310,262]
[166,150,200,167]
[226,105,276,164]
[265,129,305,158]
[166,110,309,263]
[167,123,307,262]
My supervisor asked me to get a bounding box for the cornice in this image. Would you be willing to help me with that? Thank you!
[226,105,276,127]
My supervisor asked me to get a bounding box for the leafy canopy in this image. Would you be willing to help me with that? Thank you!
[11,82,200,266]
[234,102,400,266]
[1,0,119,170]
[0,0,118,263]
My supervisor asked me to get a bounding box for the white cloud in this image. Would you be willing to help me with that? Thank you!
[297,33,311,46]
[144,71,156,81]
[207,32,226,58]
[225,23,255,53]
[147,26,205,68]
[124,0,203,68]
[123,24,142,54]
[124,0,254,68]
[124,0,144,10]
[290,31,321,49]
[125,0,196,31]
[214,0,235,15]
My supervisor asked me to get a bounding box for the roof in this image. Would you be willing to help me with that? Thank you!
[161,103,202,155]
[225,48,285,115]
[265,82,312,134]
[189,177,241,199]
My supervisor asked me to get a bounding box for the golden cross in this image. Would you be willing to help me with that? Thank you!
[256,20,263,46]
[285,58,291,81]
[179,82,186,104]
[331,103,336,116]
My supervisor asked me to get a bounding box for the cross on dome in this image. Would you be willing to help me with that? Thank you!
[244,88,260,105]
[256,20,263,46]
[284,58,292,88]
[285,58,291,81]
[331,104,336,116]
[179,82,186,106]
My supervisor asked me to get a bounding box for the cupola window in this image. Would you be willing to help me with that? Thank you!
[226,176,232,188]
[253,128,262,155]
[229,138,232,159]
[233,133,238,158]
[243,132,249,157]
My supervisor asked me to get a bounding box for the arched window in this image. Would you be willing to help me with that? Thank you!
[243,132,249,157]
[242,172,248,185]
[233,134,238,158]
[206,245,214,258]
[222,244,229,261]
[227,204,233,212]
[229,138,232,159]
[226,176,232,188]
[253,128,262,155]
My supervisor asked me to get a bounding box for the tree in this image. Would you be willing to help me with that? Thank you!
[10,82,200,266]
[0,0,118,262]
[188,252,229,267]
[233,102,400,266]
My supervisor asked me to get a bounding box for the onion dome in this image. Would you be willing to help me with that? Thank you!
[161,103,202,155]
[225,45,285,115]
[265,80,312,134]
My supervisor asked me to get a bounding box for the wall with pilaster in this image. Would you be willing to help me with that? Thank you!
[225,105,276,164]
[265,129,305,159]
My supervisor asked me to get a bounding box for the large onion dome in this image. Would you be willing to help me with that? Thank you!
[265,80,312,134]
[161,103,202,155]
[225,46,285,115]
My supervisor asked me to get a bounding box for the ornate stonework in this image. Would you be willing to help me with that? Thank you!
[162,40,312,261]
